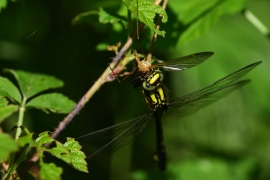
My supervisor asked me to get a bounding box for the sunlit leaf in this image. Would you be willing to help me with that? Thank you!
[26,93,75,113]
[46,141,72,164]
[4,69,64,99]
[179,0,246,45]
[0,134,18,161]
[0,96,7,106]
[176,0,219,25]
[18,133,33,147]
[35,131,54,147]
[0,0,7,12]
[123,0,168,37]
[64,138,88,173]
[0,77,21,103]
[98,7,127,28]
[40,162,62,180]
[0,97,18,123]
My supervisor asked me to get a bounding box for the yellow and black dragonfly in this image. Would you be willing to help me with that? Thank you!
[130,51,214,91]
[76,61,261,170]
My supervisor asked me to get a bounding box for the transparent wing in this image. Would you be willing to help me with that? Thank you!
[167,80,250,117]
[152,52,214,71]
[167,61,262,116]
[76,113,153,163]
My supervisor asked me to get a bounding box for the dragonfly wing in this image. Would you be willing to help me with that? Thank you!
[167,61,261,116]
[79,113,153,163]
[76,114,149,142]
[167,80,250,117]
[153,52,214,71]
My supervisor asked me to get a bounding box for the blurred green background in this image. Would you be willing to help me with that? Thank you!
[0,0,270,179]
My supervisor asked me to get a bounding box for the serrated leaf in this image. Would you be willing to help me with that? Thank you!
[64,138,88,173]
[98,7,128,28]
[35,131,54,147]
[72,10,98,26]
[179,0,246,45]
[0,77,22,103]
[18,133,34,147]
[46,141,72,164]
[0,134,18,161]
[0,96,7,106]
[0,97,18,123]
[26,93,75,114]
[123,0,168,37]
[0,0,7,12]
[40,162,62,180]
[5,69,64,99]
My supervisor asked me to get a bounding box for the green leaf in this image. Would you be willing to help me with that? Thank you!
[0,0,7,13]
[176,0,219,25]
[0,134,18,161]
[98,7,128,28]
[123,0,168,37]
[35,131,54,147]
[0,96,7,106]
[5,69,64,99]
[178,0,246,45]
[46,141,72,164]
[18,133,34,147]
[72,10,98,26]
[64,138,88,173]
[0,77,22,103]
[26,93,76,113]
[0,97,18,123]
[40,162,62,180]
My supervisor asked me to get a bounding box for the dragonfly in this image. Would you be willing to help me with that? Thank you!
[130,51,214,91]
[76,61,261,171]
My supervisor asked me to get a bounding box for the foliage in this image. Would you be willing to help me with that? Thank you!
[3,128,87,180]
[0,0,269,179]
[0,0,7,13]
[0,69,79,179]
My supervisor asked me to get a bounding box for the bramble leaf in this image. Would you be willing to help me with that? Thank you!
[26,93,75,113]
[40,162,62,180]
[99,7,128,28]
[0,77,21,103]
[46,141,72,164]
[35,131,54,147]
[0,134,18,161]
[4,69,64,99]
[0,97,18,123]
[123,0,168,37]
[64,138,88,173]
[178,0,245,45]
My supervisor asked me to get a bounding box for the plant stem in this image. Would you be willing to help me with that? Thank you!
[15,97,27,141]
